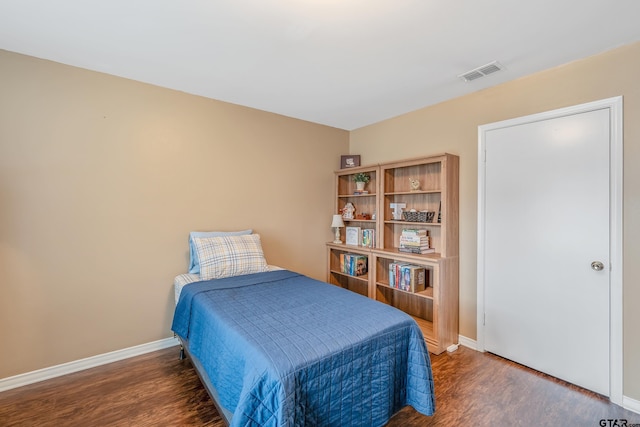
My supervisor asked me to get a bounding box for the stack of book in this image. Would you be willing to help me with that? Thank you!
[339,253,368,277]
[388,262,427,292]
[398,229,434,254]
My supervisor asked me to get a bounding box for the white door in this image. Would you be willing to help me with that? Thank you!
[481,107,612,395]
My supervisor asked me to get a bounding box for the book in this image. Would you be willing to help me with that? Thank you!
[399,236,429,245]
[341,253,349,274]
[388,263,396,287]
[411,266,427,292]
[341,253,367,276]
[400,246,433,252]
[361,228,376,248]
[400,263,412,288]
[402,228,428,234]
[393,262,411,288]
[397,264,427,292]
[354,255,368,276]
[345,226,362,246]
[400,242,430,250]
[399,243,430,250]
[398,265,410,291]
[398,247,436,254]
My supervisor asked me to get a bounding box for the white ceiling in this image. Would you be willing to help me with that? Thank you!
[1,1,639,130]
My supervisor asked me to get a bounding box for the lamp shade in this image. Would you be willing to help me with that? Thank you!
[331,214,345,228]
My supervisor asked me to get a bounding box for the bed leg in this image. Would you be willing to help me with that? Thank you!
[174,332,186,360]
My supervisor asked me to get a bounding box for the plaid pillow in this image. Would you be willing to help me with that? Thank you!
[188,229,253,274]
[193,234,269,280]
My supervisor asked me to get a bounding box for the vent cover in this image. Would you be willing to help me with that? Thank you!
[458,61,504,82]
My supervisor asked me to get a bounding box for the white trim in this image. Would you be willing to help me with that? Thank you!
[623,396,640,415]
[608,96,624,406]
[0,337,179,392]
[476,96,624,405]
[458,335,478,351]
[476,124,487,353]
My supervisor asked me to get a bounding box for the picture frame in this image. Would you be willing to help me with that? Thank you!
[340,155,361,169]
[345,226,362,246]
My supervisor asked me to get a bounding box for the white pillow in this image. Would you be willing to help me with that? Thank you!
[188,229,252,273]
[193,234,269,280]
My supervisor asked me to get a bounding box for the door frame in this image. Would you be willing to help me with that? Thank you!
[476,96,623,404]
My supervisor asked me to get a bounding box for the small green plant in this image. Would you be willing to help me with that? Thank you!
[353,172,370,183]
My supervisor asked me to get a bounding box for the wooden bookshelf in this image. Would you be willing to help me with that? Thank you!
[327,153,459,354]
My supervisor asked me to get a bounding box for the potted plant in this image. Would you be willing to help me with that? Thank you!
[353,172,370,191]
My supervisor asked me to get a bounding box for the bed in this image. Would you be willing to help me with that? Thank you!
[171,232,435,426]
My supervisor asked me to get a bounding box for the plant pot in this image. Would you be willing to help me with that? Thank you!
[356,181,366,191]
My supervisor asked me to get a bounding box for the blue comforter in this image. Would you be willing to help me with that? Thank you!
[172,270,435,426]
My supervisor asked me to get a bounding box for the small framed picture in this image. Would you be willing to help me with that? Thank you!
[340,155,361,169]
[345,226,362,246]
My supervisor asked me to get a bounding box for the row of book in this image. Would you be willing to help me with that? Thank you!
[345,226,376,248]
[398,228,435,254]
[339,253,368,277]
[388,262,427,293]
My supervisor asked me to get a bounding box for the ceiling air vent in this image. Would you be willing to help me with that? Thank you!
[458,61,504,82]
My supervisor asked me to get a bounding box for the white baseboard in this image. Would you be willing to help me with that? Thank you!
[458,334,477,350]
[0,336,179,393]
[623,395,640,415]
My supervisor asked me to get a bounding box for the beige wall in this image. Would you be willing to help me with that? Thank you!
[350,42,640,400]
[0,49,349,378]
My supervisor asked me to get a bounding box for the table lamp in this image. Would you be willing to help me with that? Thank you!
[331,214,345,244]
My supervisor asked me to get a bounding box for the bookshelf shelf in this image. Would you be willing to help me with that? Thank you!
[329,269,369,282]
[373,247,441,261]
[375,282,434,300]
[338,193,376,198]
[327,154,459,354]
[384,190,441,196]
[383,220,442,226]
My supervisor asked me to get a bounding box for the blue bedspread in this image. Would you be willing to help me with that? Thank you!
[172,270,435,426]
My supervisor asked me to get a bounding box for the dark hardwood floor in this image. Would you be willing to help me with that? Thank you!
[1,345,637,426]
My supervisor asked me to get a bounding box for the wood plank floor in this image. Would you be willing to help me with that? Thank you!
[1,345,638,426]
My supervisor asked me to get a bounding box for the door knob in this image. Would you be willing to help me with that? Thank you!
[591,261,605,271]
